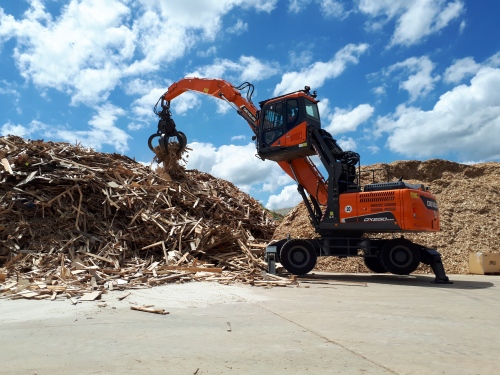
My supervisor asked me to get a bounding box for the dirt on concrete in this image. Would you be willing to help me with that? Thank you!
[273,159,500,275]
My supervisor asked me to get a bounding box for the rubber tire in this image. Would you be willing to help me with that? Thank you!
[279,239,317,275]
[380,239,420,275]
[363,256,387,273]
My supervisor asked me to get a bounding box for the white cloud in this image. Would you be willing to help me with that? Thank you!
[169,92,203,116]
[0,80,21,113]
[319,0,347,18]
[288,0,347,18]
[373,85,386,96]
[338,137,357,151]
[0,0,135,106]
[231,135,247,141]
[49,103,130,153]
[197,46,217,58]
[444,57,481,84]
[358,0,465,47]
[188,55,279,83]
[185,141,287,194]
[374,66,500,161]
[486,52,500,68]
[0,0,279,107]
[126,1,277,76]
[274,43,369,95]
[130,87,167,119]
[289,50,314,68]
[130,83,201,120]
[1,122,33,138]
[266,184,302,210]
[289,0,311,13]
[0,80,19,97]
[387,56,440,102]
[127,122,143,131]
[226,19,248,35]
[324,104,375,135]
[249,0,279,13]
[124,78,158,96]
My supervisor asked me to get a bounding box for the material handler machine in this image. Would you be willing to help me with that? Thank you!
[148,77,450,283]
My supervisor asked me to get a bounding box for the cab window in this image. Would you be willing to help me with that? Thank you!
[262,102,284,146]
[287,99,299,126]
[305,101,319,120]
[263,102,283,129]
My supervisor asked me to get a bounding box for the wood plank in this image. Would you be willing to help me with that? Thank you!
[81,252,115,264]
[131,306,169,315]
[163,266,223,273]
[79,291,102,301]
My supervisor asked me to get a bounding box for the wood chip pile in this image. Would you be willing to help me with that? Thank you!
[273,159,500,275]
[0,135,288,301]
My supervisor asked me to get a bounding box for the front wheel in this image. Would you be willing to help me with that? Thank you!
[279,239,317,275]
[363,256,387,273]
[380,239,420,275]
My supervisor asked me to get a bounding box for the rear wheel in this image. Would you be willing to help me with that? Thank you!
[280,239,317,275]
[380,239,420,275]
[363,256,387,273]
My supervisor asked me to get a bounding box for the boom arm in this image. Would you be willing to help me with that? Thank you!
[162,77,259,133]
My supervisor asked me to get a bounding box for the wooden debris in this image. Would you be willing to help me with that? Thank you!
[0,135,279,301]
[163,266,223,273]
[117,292,131,301]
[79,291,102,301]
[131,306,169,315]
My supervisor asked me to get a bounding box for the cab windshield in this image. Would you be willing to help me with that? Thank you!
[305,100,320,120]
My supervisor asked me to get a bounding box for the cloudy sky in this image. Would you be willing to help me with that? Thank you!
[1,0,499,209]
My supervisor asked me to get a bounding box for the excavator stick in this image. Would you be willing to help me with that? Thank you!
[148,97,187,153]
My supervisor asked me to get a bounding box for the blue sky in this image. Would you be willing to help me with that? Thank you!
[1,0,499,209]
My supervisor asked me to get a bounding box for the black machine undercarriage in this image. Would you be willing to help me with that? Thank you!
[267,236,451,284]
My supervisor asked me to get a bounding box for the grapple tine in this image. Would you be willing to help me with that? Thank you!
[148,98,187,153]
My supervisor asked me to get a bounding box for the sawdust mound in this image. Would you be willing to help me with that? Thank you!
[0,136,280,299]
[273,159,500,275]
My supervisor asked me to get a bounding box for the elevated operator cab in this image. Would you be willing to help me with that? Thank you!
[257,88,321,162]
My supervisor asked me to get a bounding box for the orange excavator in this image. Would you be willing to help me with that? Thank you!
[148,77,450,283]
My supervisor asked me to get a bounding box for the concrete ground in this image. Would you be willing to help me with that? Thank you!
[1,272,499,375]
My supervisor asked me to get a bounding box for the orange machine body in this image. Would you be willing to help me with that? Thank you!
[337,188,439,232]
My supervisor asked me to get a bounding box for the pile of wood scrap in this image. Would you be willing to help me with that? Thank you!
[0,135,293,301]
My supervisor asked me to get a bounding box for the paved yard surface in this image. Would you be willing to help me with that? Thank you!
[1,273,499,374]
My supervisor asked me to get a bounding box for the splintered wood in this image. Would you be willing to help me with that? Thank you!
[0,135,284,301]
[153,142,188,181]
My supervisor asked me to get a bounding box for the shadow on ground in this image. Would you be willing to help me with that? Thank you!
[284,272,496,290]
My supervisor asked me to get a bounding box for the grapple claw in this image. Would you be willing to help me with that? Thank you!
[147,133,160,151]
[148,97,188,154]
[147,131,187,153]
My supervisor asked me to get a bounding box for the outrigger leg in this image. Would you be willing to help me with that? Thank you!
[420,248,453,284]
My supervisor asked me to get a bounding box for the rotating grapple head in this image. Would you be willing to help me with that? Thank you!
[148,98,187,153]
